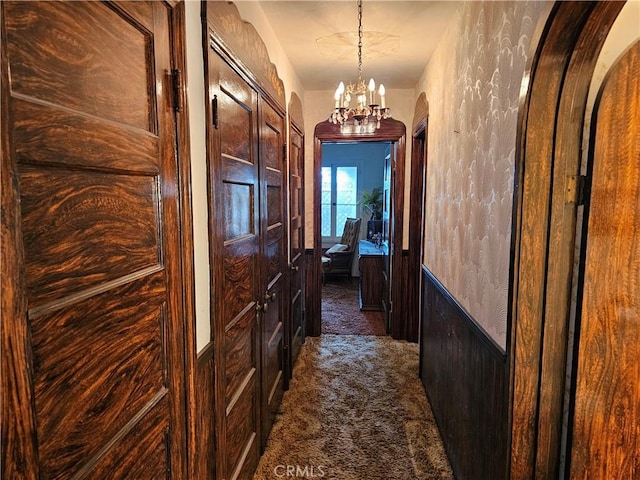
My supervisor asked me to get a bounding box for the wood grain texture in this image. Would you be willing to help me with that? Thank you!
[13,98,159,173]
[358,251,384,311]
[421,267,508,480]
[287,113,305,378]
[20,169,160,307]
[570,39,640,480]
[196,344,216,480]
[2,2,188,478]
[509,3,625,478]
[205,29,289,478]
[204,1,285,111]
[31,273,166,478]
[259,97,286,450]
[4,1,154,132]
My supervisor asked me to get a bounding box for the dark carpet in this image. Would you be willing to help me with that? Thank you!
[321,278,387,336]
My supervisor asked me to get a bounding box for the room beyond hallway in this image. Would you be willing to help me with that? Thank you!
[321,278,386,336]
[253,335,453,479]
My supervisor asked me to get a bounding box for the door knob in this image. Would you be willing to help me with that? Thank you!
[289,263,299,272]
[265,292,276,302]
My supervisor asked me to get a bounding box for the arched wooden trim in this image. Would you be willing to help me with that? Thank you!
[203,1,286,110]
[311,118,407,338]
[412,92,429,137]
[288,92,304,131]
[509,2,624,478]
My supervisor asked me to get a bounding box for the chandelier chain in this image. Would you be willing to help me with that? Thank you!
[357,0,363,83]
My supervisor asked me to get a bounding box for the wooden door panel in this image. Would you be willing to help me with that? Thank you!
[12,98,159,172]
[224,310,258,406]
[88,399,170,479]
[260,100,285,448]
[31,272,167,477]
[288,128,305,366]
[20,168,160,306]
[5,1,154,132]
[570,40,640,479]
[1,2,185,478]
[212,56,261,479]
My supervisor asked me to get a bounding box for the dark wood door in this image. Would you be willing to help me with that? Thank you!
[208,55,261,480]
[569,40,639,479]
[1,2,186,478]
[288,124,305,374]
[259,98,286,448]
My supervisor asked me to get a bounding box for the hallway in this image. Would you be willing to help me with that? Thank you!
[253,335,453,479]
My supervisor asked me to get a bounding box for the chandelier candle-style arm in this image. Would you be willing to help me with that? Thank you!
[329,0,391,132]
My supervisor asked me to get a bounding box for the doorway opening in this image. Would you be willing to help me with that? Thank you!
[320,142,390,336]
[310,118,407,339]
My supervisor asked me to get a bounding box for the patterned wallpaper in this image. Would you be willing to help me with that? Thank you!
[417,1,547,349]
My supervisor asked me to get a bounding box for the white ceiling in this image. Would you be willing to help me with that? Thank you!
[252,1,461,91]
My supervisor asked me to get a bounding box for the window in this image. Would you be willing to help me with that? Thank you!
[321,165,358,239]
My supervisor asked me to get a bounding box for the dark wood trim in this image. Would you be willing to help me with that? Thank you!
[304,248,320,337]
[203,1,285,111]
[195,342,215,479]
[169,3,198,479]
[288,91,304,131]
[421,266,508,480]
[0,3,40,474]
[312,119,407,339]
[405,93,429,343]
[509,2,625,478]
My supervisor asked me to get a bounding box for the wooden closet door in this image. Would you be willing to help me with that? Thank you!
[259,99,286,449]
[1,2,186,478]
[208,55,261,479]
[569,40,639,479]
[288,125,305,372]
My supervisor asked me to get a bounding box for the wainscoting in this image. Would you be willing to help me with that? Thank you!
[420,267,508,480]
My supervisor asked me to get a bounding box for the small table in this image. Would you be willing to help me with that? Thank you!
[358,240,384,311]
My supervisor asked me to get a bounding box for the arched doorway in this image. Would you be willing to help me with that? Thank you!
[509,2,631,477]
[309,118,407,338]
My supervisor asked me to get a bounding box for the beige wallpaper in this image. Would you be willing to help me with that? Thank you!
[417,1,549,349]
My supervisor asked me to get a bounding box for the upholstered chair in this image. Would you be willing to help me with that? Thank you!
[321,217,362,284]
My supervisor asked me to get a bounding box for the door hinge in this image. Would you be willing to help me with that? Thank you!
[566,174,589,205]
[171,69,183,113]
[283,144,287,163]
[212,95,218,129]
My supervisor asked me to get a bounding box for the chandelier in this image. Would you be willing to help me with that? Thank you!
[329,0,391,132]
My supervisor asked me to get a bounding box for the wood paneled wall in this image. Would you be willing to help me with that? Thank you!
[195,344,216,479]
[305,248,321,337]
[420,267,508,480]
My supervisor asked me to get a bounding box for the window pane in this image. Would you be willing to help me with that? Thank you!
[336,167,358,237]
[336,205,357,237]
[336,167,357,205]
[321,167,332,236]
[321,204,332,236]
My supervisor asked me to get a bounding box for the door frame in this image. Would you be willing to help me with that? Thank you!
[508,2,625,478]
[310,118,406,338]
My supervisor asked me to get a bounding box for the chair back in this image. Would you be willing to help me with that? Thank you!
[340,217,361,251]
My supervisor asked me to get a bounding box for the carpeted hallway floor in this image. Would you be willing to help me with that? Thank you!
[253,335,454,480]
[321,277,387,336]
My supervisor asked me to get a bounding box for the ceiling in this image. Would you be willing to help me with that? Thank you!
[251,1,461,91]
